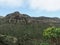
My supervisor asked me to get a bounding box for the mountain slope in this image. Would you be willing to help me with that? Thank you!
[0,11,60,45]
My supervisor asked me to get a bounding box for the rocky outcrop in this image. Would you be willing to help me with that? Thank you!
[5,11,31,24]
[4,11,60,24]
[0,34,18,45]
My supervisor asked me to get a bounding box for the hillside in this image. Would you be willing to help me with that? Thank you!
[1,11,60,25]
[0,11,60,45]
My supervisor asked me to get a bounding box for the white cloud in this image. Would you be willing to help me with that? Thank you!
[28,0,60,11]
[0,0,23,8]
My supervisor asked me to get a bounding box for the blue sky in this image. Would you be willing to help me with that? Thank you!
[0,0,60,17]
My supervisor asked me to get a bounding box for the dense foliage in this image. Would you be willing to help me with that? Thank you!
[43,27,60,45]
[0,20,50,45]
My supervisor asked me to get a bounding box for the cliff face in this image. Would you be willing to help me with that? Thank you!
[4,11,31,24]
[5,11,30,19]
[0,11,60,24]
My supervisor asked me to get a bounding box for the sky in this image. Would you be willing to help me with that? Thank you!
[0,0,60,17]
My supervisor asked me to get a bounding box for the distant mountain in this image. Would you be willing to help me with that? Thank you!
[5,11,30,19]
[0,11,60,24]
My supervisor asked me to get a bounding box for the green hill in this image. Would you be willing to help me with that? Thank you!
[0,11,60,45]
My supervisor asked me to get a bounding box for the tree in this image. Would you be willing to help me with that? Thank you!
[43,27,60,45]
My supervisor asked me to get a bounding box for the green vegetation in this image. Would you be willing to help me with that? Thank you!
[43,27,60,45]
[0,12,60,45]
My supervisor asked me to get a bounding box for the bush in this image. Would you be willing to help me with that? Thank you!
[43,27,60,45]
